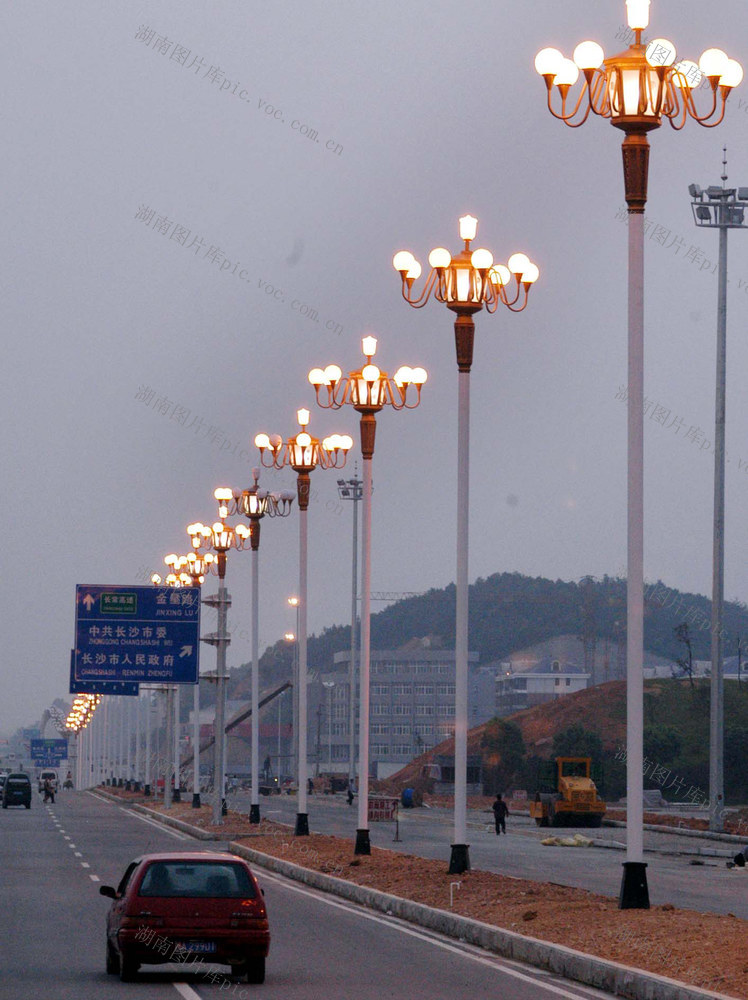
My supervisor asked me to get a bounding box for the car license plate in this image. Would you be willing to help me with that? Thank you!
[176,941,216,953]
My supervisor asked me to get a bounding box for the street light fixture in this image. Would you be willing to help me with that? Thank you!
[690,157,748,833]
[535,0,742,908]
[309,336,426,854]
[226,469,294,823]
[188,495,252,825]
[393,219,538,874]
[256,413,352,834]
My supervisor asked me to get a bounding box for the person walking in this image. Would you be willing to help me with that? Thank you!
[43,778,55,804]
[492,792,509,835]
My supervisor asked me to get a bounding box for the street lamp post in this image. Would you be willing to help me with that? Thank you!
[229,469,294,823]
[337,474,363,791]
[393,222,538,874]
[287,597,300,786]
[256,412,352,835]
[309,337,426,854]
[534,0,742,907]
[188,500,252,825]
[689,165,748,832]
[322,679,335,770]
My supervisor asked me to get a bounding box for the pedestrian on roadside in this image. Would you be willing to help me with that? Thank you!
[43,778,55,804]
[347,784,354,806]
[492,792,509,835]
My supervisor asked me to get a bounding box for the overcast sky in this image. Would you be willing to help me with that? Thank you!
[4,1,748,735]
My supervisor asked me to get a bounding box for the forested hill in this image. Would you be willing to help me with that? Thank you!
[245,572,748,692]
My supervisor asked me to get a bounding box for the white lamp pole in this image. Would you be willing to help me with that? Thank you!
[256,412,351,835]
[393,221,537,873]
[534,0,742,905]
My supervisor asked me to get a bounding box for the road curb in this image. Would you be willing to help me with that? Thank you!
[228,842,733,1000]
[131,804,246,841]
[605,819,748,845]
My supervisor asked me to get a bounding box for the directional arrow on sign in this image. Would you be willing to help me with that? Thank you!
[82,593,96,611]
[179,646,193,658]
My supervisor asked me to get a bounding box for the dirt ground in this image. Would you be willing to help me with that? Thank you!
[105,791,748,998]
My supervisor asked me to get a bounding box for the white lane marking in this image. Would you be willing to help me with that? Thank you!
[172,983,203,1000]
[257,870,596,1000]
[89,875,100,882]
[68,844,76,849]
[63,835,70,840]
[74,852,82,857]
[81,862,90,868]
[121,807,189,841]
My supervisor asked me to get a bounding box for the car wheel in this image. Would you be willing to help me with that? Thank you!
[246,957,265,984]
[119,957,139,982]
[106,941,120,975]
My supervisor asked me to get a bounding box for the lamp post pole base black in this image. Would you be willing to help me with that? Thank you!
[173,787,181,803]
[249,804,261,823]
[295,813,309,836]
[619,861,649,909]
[449,844,471,875]
[133,781,141,792]
[221,797,227,816]
[144,783,151,797]
[191,793,201,808]
[355,828,371,855]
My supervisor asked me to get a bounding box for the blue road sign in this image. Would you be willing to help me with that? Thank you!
[74,585,200,685]
[68,651,139,696]
[31,739,68,766]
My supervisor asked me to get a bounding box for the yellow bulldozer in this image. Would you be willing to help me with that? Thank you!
[529,756,606,828]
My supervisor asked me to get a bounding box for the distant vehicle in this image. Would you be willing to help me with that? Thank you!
[100,852,270,983]
[529,756,606,828]
[37,770,59,793]
[2,772,32,809]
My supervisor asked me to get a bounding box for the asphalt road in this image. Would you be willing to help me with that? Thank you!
[234,791,748,919]
[0,789,621,999]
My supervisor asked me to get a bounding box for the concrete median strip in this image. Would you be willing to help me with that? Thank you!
[229,840,733,1000]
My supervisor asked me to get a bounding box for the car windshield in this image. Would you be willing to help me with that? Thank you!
[138,862,256,898]
[8,778,29,786]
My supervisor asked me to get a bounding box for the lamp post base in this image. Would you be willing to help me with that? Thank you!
[295,812,309,836]
[173,788,181,803]
[355,828,371,855]
[449,844,471,875]
[133,782,141,792]
[249,804,261,824]
[619,861,650,909]
[191,793,201,809]
[222,797,227,817]
[144,784,151,797]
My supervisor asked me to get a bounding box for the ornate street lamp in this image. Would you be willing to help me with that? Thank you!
[309,336,425,854]
[393,219,538,874]
[226,470,294,823]
[255,413,352,834]
[188,496,251,825]
[534,0,742,908]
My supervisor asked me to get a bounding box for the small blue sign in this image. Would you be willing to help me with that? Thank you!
[74,585,200,685]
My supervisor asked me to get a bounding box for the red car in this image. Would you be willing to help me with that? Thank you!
[100,852,270,983]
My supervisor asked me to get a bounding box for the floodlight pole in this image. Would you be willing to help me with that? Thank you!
[690,157,748,832]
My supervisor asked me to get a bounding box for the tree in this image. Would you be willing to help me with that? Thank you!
[673,622,695,689]
[643,724,681,764]
[481,720,525,794]
[551,724,603,760]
